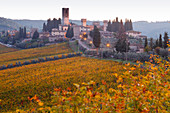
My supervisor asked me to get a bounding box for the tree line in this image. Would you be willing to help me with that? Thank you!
[144,32,169,52]
[107,17,133,33]
[43,18,61,32]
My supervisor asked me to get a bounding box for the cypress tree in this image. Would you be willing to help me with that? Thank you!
[150,38,153,50]
[32,30,39,40]
[115,38,130,53]
[66,26,74,38]
[163,32,169,49]
[115,17,120,32]
[111,20,116,32]
[23,27,26,38]
[106,20,112,32]
[159,34,163,48]
[19,27,22,39]
[117,20,126,39]
[70,27,74,38]
[129,19,133,30]
[66,25,70,38]
[155,39,159,48]
[119,20,125,34]
[90,30,94,38]
[43,23,47,32]
[93,25,101,54]
[124,19,128,31]
[144,38,148,48]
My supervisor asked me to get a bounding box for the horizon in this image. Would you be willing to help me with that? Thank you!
[1,0,170,22]
[2,17,170,23]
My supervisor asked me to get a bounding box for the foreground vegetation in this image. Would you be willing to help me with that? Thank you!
[0,55,169,112]
[0,42,73,65]
[0,57,134,111]
[0,44,18,54]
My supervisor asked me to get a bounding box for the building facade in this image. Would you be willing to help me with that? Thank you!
[49,28,65,42]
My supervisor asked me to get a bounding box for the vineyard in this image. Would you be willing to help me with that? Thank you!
[0,44,18,54]
[0,55,169,112]
[0,42,73,65]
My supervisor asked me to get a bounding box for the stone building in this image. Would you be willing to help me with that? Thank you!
[49,28,65,42]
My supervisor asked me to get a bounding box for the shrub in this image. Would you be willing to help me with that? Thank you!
[7,64,13,68]
[62,55,66,59]
[112,52,150,62]
[54,56,59,60]
[38,58,45,62]
[67,53,72,58]
[159,48,169,58]
[23,61,30,65]
[45,57,51,61]
[31,59,38,64]
[84,50,97,56]
[154,47,161,55]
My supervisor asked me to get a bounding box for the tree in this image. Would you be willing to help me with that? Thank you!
[129,19,133,31]
[155,39,159,48]
[23,27,26,39]
[115,17,120,32]
[159,34,163,48]
[70,27,74,38]
[19,27,23,39]
[163,32,169,49]
[12,38,16,45]
[144,45,152,53]
[144,38,148,48]
[6,31,9,37]
[124,19,133,31]
[46,18,61,32]
[32,30,39,40]
[106,20,112,32]
[66,25,74,38]
[93,26,101,54]
[116,20,126,39]
[150,38,153,50]
[43,23,47,32]
[115,38,130,53]
[90,30,94,38]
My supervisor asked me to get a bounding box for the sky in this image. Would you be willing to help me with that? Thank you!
[1,0,170,22]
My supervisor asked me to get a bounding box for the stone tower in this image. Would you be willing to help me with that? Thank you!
[62,8,69,25]
[103,20,108,32]
[81,19,87,27]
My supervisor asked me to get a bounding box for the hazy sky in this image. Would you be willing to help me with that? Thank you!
[1,0,170,22]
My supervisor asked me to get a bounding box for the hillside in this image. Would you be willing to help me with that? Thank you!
[0,42,73,65]
[1,17,170,38]
[133,21,170,38]
[13,19,46,31]
[0,17,22,31]
[0,44,18,54]
[0,56,169,112]
[0,57,132,111]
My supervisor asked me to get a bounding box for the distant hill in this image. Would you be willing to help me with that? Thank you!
[0,17,170,38]
[0,17,45,32]
[0,17,22,31]
[133,21,170,38]
[13,19,46,31]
